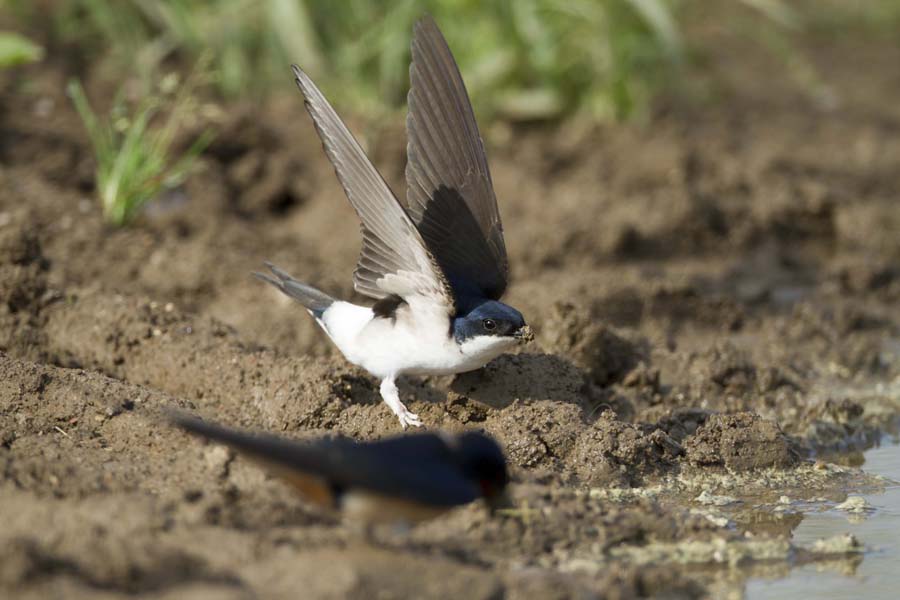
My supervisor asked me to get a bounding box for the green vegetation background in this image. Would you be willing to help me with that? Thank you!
[3,0,898,224]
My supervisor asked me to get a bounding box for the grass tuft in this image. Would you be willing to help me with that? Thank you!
[0,31,44,67]
[10,0,836,123]
[29,0,686,122]
[67,67,213,226]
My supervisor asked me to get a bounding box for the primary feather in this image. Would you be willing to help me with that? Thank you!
[406,15,509,301]
[291,65,455,314]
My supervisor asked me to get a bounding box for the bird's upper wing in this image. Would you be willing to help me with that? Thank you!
[405,15,509,301]
[292,65,455,312]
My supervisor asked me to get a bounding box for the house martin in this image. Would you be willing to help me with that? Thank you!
[256,16,532,427]
[170,412,510,524]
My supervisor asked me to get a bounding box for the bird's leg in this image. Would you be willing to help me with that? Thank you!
[379,377,422,428]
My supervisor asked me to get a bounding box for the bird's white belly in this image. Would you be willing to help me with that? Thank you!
[353,315,466,377]
[319,301,514,378]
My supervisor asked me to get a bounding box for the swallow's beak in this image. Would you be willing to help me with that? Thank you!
[514,325,534,344]
[487,488,514,514]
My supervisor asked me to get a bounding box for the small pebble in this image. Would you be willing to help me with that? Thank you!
[204,445,232,476]
[34,96,55,117]
[835,496,871,514]
[695,490,739,506]
[810,533,864,554]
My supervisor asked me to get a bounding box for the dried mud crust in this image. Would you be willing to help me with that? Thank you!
[2,21,900,600]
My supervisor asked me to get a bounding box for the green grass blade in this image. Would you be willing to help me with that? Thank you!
[69,65,214,226]
[0,31,44,67]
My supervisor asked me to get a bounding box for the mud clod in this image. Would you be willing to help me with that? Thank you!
[486,401,585,469]
[684,412,800,471]
[571,411,682,486]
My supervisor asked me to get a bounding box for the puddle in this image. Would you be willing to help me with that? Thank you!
[747,437,900,599]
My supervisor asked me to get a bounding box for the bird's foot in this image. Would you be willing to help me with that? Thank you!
[382,392,421,427]
[393,404,423,429]
[380,377,423,428]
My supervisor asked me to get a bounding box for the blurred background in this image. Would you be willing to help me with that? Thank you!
[5,0,899,124]
[5,0,900,227]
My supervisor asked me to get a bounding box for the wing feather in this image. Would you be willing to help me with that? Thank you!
[172,414,480,508]
[405,16,509,300]
[292,65,454,311]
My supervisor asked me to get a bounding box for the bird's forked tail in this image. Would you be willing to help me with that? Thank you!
[254,262,335,318]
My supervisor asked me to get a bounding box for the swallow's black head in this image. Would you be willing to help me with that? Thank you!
[451,299,531,344]
[453,431,509,504]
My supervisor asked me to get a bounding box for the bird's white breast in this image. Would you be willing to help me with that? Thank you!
[318,301,515,378]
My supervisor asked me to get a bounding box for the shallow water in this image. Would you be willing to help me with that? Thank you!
[747,438,900,599]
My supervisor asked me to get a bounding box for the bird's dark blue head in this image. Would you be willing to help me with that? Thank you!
[452,431,509,505]
[451,299,530,343]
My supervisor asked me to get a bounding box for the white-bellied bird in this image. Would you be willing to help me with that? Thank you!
[256,16,532,427]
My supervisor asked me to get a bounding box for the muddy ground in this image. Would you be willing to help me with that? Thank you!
[2,15,900,600]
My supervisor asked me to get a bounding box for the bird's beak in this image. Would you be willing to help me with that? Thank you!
[487,488,514,515]
[514,325,534,343]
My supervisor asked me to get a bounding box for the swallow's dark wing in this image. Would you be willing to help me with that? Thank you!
[172,415,480,508]
[292,66,455,314]
[405,15,509,301]
[329,433,481,507]
[171,412,340,506]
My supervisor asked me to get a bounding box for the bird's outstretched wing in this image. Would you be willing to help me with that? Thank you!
[170,413,481,508]
[405,15,509,301]
[292,65,455,313]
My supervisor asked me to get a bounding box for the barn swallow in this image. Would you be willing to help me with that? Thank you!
[255,16,532,428]
[170,413,510,524]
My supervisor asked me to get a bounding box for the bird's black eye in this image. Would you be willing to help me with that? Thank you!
[482,319,497,331]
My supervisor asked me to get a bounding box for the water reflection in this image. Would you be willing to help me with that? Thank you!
[746,438,900,599]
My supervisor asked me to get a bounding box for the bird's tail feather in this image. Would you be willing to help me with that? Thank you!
[254,262,335,318]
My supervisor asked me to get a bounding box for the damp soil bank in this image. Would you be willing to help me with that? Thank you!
[2,17,900,600]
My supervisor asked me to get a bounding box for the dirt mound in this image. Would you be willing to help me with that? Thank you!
[684,412,800,471]
[539,301,645,386]
[572,410,684,487]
